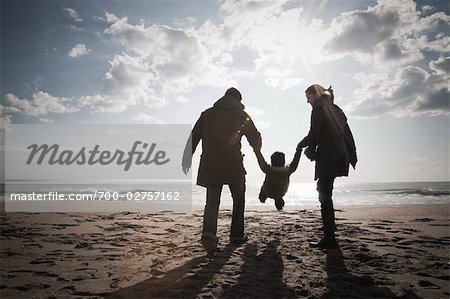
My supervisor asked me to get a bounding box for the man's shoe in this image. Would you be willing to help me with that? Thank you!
[309,237,338,249]
[230,234,249,244]
[201,238,218,254]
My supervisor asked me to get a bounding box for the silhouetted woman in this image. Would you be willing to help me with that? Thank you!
[297,84,357,249]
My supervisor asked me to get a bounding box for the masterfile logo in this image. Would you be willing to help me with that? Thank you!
[4,124,192,212]
[26,141,170,171]
[6,124,190,182]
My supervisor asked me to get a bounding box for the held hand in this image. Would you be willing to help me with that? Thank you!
[182,166,190,175]
[304,145,317,161]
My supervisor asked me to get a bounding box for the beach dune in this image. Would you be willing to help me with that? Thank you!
[0,204,449,298]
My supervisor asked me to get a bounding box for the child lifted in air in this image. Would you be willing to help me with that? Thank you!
[254,148,302,210]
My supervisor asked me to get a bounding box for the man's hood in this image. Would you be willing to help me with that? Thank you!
[213,94,245,110]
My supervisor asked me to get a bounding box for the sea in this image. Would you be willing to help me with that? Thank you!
[193,181,450,207]
[1,181,449,211]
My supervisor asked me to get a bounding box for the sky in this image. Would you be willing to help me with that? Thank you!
[1,0,449,184]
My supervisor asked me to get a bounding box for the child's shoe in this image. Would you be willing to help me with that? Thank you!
[275,198,285,210]
[258,191,267,203]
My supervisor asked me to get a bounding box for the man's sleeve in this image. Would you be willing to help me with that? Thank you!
[182,113,203,168]
[255,150,270,173]
[242,112,262,150]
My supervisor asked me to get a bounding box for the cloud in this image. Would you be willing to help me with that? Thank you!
[96,0,447,117]
[255,120,271,130]
[210,0,329,67]
[90,3,326,112]
[421,5,434,13]
[63,7,82,22]
[263,68,303,90]
[326,1,449,119]
[22,3,328,116]
[131,112,164,124]
[69,25,85,32]
[327,6,400,53]
[429,56,450,74]
[408,157,428,162]
[175,96,189,103]
[102,14,227,91]
[326,0,449,66]
[0,112,12,132]
[4,52,168,116]
[79,53,166,113]
[100,12,237,107]
[104,12,120,23]
[3,91,78,116]
[245,106,264,118]
[22,76,44,93]
[39,118,55,123]
[245,106,271,129]
[347,57,449,118]
[68,43,90,58]
[6,0,446,121]
[104,14,202,62]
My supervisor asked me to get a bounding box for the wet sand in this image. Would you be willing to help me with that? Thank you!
[1,204,449,298]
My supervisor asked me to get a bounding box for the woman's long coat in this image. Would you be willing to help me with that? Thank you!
[298,96,357,180]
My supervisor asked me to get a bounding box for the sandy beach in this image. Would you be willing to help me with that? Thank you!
[0,204,449,298]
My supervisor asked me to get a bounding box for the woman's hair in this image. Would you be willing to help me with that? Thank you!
[305,84,334,102]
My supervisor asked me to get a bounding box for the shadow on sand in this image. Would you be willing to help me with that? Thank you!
[108,240,296,298]
[107,243,239,298]
[323,246,421,298]
[220,239,297,298]
[108,239,421,298]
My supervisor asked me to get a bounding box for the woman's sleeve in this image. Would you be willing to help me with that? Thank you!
[297,107,323,149]
[345,122,358,168]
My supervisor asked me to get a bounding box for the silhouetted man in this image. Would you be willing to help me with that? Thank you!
[182,87,262,253]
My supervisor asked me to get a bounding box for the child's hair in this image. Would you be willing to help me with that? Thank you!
[271,151,285,167]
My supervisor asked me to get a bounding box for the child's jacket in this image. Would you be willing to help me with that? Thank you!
[256,150,301,199]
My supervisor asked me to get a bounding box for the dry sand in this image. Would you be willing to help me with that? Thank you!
[0,204,449,298]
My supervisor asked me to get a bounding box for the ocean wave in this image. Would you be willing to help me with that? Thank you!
[386,189,450,197]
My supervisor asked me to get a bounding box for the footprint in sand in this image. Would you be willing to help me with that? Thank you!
[418,280,440,289]
[29,258,56,265]
[13,283,51,291]
[416,271,450,281]
[412,218,434,222]
[34,271,59,278]
[285,254,299,261]
[60,285,76,292]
